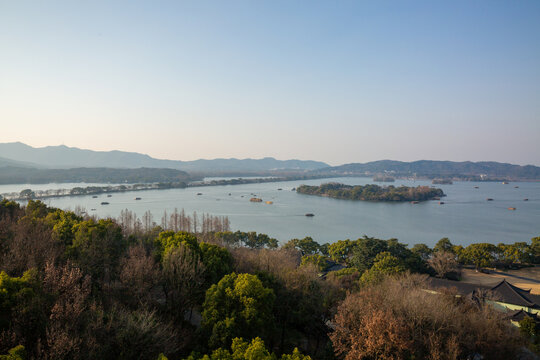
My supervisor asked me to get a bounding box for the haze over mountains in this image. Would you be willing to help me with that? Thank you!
[0,142,539,183]
[319,160,540,180]
[0,142,328,172]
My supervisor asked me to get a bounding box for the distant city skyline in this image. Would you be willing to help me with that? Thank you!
[1,1,539,166]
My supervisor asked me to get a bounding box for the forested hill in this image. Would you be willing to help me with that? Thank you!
[297,183,445,202]
[314,160,540,180]
[0,166,193,184]
[0,142,328,172]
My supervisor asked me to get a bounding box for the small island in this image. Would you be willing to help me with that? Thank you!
[432,178,453,185]
[296,182,445,202]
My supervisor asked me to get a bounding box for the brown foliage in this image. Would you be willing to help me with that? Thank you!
[231,247,300,276]
[1,217,62,275]
[41,262,91,360]
[428,251,459,279]
[118,245,162,308]
[330,274,525,360]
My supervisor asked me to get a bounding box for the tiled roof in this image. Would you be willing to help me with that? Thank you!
[427,277,540,309]
[505,309,538,322]
[490,279,540,308]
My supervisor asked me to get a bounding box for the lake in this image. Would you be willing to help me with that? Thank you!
[5,177,540,247]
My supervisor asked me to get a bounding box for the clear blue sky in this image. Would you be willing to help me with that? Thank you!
[1,1,539,165]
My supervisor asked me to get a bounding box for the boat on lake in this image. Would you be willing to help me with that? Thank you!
[196,193,202,196]
[135,197,141,200]
[101,202,109,205]
[250,197,263,202]
[439,202,445,205]
[508,207,516,210]
[474,186,479,189]
[92,195,98,198]
[486,198,493,201]
[266,201,273,204]
[524,199,529,201]
[411,201,419,204]
[305,213,314,217]
[502,181,509,184]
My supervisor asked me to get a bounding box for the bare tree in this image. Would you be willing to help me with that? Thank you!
[428,251,459,279]
[42,262,91,360]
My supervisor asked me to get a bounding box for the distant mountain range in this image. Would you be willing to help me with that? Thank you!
[315,160,540,180]
[0,142,328,172]
[1,143,539,183]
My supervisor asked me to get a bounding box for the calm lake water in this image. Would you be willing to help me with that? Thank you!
[6,177,540,247]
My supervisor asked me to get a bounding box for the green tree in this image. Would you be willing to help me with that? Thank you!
[0,345,25,360]
[530,237,540,264]
[0,270,39,330]
[411,243,432,261]
[19,189,35,199]
[68,219,125,283]
[498,243,520,265]
[300,254,327,272]
[433,238,454,253]
[283,237,320,256]
[202,273,275,349]
[155,231,199,260]
[199,242,234,286]
[328,239,356,264]
[46,209,82,246]
[360,252,406,284]
[464,243,497,269]
[185,337,311,360]
[349,236,388,273]
[0,270,44,352]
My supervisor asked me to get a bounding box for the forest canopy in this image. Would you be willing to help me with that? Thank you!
[296,183,445,202]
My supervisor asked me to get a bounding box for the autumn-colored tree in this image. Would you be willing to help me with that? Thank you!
[428,251,459,279]
[330,274,524,360]
[42,262,91,360]
[118,245,162,308]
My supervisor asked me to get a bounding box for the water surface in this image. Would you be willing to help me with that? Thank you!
[9,177,540,247]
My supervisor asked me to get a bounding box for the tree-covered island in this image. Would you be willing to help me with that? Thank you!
[296,182,445,202]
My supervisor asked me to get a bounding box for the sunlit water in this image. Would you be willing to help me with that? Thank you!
[5,177,540,247]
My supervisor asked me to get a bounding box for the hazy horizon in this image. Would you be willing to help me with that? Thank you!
[2,141,540,168]
[1,1,539,166]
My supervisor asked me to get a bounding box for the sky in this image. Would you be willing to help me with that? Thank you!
[1,1,539,166]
